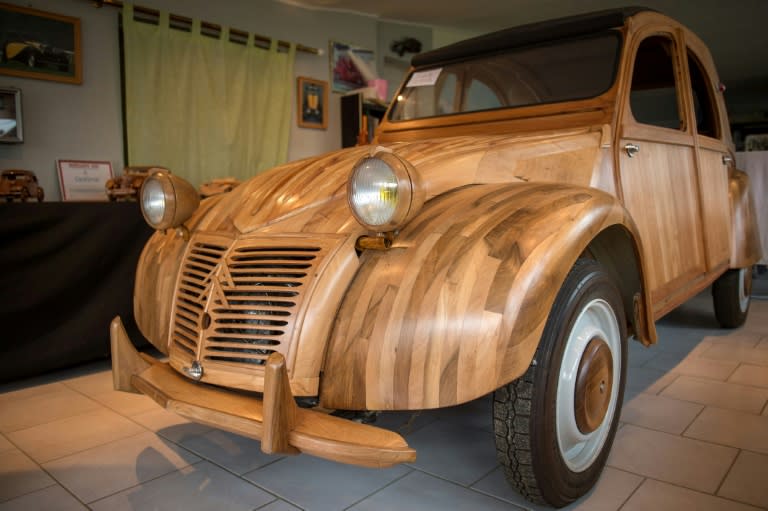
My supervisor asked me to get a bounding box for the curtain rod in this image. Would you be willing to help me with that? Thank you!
[92,0,322,55]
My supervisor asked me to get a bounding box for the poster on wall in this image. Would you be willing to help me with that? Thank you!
[297,77,328,129]
[0,2,82,84]
[57,160,113,201]
[329,40,375,93]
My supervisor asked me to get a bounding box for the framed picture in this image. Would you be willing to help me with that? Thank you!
[57,160,113,201]
[0,2,82,84]
[297,77,328,129]
[0,87,22,143]
[329,40,375,93]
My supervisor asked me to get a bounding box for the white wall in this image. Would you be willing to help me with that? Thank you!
[0,0,123,200]
[0,0,398,199]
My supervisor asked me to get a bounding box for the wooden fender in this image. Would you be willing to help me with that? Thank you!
[729,168,763,268]
[321,182,653,411]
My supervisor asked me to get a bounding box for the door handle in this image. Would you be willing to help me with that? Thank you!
[722,155,733,165]
[624,143,640,157]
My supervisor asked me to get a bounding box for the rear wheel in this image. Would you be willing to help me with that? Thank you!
[712,267,752,328]
[493,259,627,507]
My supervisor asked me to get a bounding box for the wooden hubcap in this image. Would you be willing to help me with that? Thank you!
[574,337,613,434]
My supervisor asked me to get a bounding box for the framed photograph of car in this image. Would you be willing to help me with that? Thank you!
[329,40,375,93]
[297,76,328,129]
[0,2,82,84]
[0,87,22,143]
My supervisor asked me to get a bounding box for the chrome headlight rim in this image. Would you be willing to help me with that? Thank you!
[139,170,200,231]
[347,151,423,232]
[140,171,176,230]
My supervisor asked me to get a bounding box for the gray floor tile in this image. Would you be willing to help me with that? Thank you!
[622,478,762,511]
[0,449,55,502]
[43,431,201,503]
[643,352,739,381]
[728,364,768,388]
[627,342,661,367]
[87,388,161,417]
[404,419,498,486]
[131,408,212,443]
[0,384,101,433]
[244,455,410,511]
[626,366,678,396]
[256,500,301,511]
[471,466,642,511]
[607,424,736,493]
[620,393,703,434]
[661,376,768,414]
[434,394,493,432]
[718,450,768,508]
[6,408,144,463]
[685,406,768,454]
[349,470,523,511]
[0,434,12,454]
[699,343,768,367]
[179,429,282,475]
[89,461,273,511]
[374,409,439,437]
[61,368,114,396]
[0,484,87,511]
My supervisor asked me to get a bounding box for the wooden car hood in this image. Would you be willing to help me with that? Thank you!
[200,126,606,235]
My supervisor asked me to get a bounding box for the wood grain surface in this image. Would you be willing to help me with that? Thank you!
[128,10,760,414]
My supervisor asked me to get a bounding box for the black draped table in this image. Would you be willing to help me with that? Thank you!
[0,202,153,382]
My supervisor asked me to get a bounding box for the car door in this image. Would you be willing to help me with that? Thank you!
[617,32,707,313]
[684,43,732,274]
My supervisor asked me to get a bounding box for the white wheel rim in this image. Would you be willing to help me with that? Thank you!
[556,298,621,473]
[738,268,750,312]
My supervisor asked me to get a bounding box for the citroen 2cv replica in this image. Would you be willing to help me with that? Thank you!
[111,7,761,507]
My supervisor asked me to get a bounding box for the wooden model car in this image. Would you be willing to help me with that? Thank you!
[111,8,761,507]
[106,166,166,201]
[199,177,241,198]
[0,169,43,202]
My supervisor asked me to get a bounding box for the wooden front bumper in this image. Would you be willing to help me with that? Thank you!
[110,316,415,468]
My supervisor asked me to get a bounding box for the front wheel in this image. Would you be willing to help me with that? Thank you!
[493,259,627,507]
[712,267,752,328]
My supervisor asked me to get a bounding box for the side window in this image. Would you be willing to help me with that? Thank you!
[436,73,457,115]
[629,36,683,130]
[687,50,720,139]
[464,79,502,112]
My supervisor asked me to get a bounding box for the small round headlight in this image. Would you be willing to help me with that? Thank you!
[140,170,200,230]
[347,151,424,232]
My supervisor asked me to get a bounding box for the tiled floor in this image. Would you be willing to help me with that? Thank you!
[1,276,767,510]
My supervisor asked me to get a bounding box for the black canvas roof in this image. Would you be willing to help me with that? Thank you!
[411,6,654,68]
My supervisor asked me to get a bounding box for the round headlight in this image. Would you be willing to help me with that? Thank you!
[347,151,424,232]
[140,170,200,230]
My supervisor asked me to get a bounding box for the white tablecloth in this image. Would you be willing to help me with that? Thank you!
[736,151,768,264]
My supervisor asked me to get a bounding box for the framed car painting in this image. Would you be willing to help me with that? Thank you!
[297,77,328,129]
[0,2,82,84]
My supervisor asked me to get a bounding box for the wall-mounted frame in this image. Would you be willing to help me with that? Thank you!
[297,76,328,129]
[57,160,113,201]
[329,40,375,93]
[0,87,22,143]
[0,2,82,84]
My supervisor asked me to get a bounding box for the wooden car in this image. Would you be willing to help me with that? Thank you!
[111,8,761,508]
[106,166,166,201]
[0,169,43,202]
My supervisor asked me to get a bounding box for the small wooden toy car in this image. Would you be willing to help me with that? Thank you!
[106,166,166,201]
[0,169,44,202]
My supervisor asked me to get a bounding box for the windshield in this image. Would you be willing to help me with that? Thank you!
[389,31,621,121]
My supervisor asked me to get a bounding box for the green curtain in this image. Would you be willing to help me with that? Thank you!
[122,3,296,187]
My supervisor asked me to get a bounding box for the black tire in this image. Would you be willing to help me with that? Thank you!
[493,259,627,507]
[712,267,752,328]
